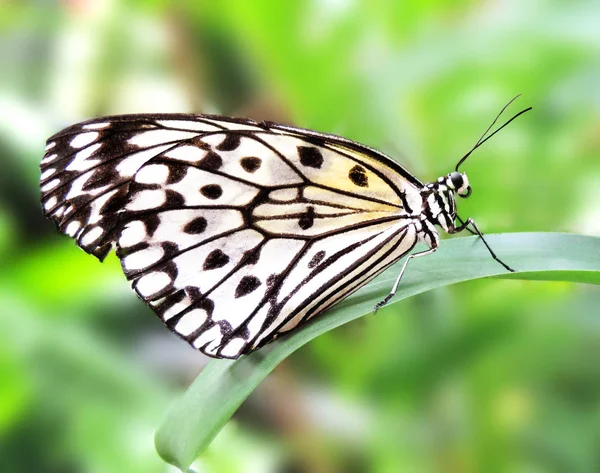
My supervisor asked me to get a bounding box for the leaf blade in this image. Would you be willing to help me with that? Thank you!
[155,232,600,470]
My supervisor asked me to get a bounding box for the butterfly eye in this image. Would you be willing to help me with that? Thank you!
[449,171,463,189]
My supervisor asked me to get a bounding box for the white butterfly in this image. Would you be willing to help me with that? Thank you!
[40,100,531,358]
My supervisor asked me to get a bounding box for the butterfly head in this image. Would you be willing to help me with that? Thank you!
[446,171,471,198]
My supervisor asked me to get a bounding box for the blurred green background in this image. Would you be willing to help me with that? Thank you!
[1,1,600,472]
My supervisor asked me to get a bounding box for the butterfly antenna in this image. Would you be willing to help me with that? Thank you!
[455,95,532,171]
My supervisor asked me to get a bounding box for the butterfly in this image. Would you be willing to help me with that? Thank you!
[40,97,531,359]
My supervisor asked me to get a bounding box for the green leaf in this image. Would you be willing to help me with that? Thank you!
[155,232,600,470]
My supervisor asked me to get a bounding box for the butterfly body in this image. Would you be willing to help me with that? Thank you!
[40,107,527,358]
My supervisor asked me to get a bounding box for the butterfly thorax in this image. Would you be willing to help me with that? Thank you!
[420,171,471,234]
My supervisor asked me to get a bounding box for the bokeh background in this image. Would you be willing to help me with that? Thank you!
[2,1,600,472]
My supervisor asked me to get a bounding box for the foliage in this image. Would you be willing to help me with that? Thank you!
[1,1,600,472]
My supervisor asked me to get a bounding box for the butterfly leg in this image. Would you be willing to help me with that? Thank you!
[455,215,477,236]
[451,217,515,272]
[373,244,438,313]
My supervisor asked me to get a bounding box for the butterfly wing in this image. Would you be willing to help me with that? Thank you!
[41,114,423,358]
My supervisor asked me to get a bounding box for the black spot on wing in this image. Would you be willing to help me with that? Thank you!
[298,146,324,169]
[183,216,207,234]
[348,165,368,187]
[198,151,223,171]
[240,156,261,173]
[298,206,315,230]
[200,184,222,200]
[203,249,230,270]
[308,250,326,268]
[235,275,261,298]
